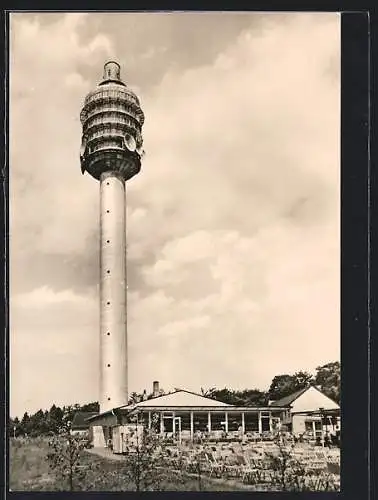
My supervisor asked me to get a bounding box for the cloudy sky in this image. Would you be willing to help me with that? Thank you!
[9,12,340,417]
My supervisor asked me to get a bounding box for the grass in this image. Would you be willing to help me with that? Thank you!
[10,437,56,491]
[9,438,339,492]
[9,438,244,491]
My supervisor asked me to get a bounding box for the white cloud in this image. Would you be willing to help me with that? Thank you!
[12,285,92,308]
[10,13,113,259]
[125,12,340,394]
[10,12,340,415]
[10,285,98,415]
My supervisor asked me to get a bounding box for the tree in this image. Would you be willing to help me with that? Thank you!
[9,417,20,438]
[46,420,93,491]
[126,388,166,404]
[201,387,216,397]
[128,392,141,405]
[14,416,20,431]
[12,402,100,438]
[293,371,314,388]
[201,387,234,404]
[29,409,47,436]
[47,404,64,434]
[120,412,178,491]
[265,439,298,491]
[80,402,99,412]
[268,371,314,401]
[265,436,339,491]
[236,389,267,406]
[314,362,340,403]
[201,387,267,406]
[20,412,31,436]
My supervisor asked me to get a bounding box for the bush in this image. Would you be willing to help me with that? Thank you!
[46,424,98,491]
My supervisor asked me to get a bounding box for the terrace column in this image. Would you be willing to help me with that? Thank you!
[225,412,229,433]
[160,413,164,435]
[241,412,245,434]
[190,412,194,441]
[172,412,176,435]
[258,412,262,434]
[208,412,211,433]
[148,412,151,430]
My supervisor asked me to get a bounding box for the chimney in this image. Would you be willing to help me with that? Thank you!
[153,381,159,398]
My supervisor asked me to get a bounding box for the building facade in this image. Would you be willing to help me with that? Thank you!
[87,390,289,448]
[270,385,340,437]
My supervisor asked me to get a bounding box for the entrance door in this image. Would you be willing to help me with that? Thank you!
[163,416,173,436]
[173,417,182,444]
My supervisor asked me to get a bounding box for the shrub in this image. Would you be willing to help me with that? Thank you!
[46,422,98,491]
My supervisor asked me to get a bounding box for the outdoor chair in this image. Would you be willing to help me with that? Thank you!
[248,432,261,442]
[326,453,340,464]
[233,454,259,484]
[193,451,211,473]
[315,450,327,460]
[205,452,224,478]
[247,456,271,483]
[222,454,241,478]
[178,450,195,473]
[303,458,328,476]
[292,448,305,457]
[327,461,340,475]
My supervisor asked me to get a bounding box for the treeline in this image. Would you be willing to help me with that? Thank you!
[203,361,340,406]
[129,361,340,408]
[10,402,99,438]
[10,361,339,438]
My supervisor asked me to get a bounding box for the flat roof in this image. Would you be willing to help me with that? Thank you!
[87,405,289,422]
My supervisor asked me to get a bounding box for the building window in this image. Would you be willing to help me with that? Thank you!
[211,412,225,431]
[244,413,259,432]
[228,413,242,432]
[177,412,191,431]
[314,420,322,431]
[162,416,173,433]
[193,413,208,432]
[261,416,270,432]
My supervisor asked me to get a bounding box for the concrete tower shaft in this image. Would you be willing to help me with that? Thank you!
[79,62,144,414]
[100,171,127,412]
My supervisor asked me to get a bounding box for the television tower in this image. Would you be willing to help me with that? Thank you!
[79,61,145,413]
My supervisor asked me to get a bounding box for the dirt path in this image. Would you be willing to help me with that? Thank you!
[85,447,126,461]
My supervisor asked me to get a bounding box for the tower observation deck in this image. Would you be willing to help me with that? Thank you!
[79,62,145,414]
[80,61,145,181]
